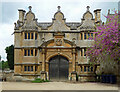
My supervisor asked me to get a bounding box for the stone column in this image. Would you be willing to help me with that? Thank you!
[33,65,35,73]
[41,48,47,80]
[22,65,24,74]
[72,49,76,71]
[34,32,35,40]
[82,48,84,56]
[93,33,95,39]
[82,32,84,40]
[86,33,88,39]
[71,48,77,82]
[80,33,81,40]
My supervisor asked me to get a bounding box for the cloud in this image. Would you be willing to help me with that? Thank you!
[0,23,14,61]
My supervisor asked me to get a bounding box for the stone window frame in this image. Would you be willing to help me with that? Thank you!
[80,32,95,40]
[24,32,37,40]
[24,49,37,56]
[24,65,34,72]
[83,66,94,73]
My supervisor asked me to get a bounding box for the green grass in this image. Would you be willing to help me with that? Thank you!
[31,78,50,83]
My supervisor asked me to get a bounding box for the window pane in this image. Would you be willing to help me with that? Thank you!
[31,33,33,39]
[84,66,86,72]
[24,50,27,56]
[25,33,27,39]
[31,49,33,56]
[28,33,30,39]
[81,66,82,72]
[24,66,27,71]
[84,33,86,39]
[35,66,37,71]
[28,66,30,71]
[35,50,37,56]
[91,33,93,39]
[31,66,33,71]
[91,33,93,37]
[88,66,90,72]
[28,50,30,56]
[91,67,93,72]
[35,33,37,40]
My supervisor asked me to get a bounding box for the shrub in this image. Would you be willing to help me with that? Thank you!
[31,78,50,83]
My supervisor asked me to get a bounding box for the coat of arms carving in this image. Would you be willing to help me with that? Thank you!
[55,39,62,46]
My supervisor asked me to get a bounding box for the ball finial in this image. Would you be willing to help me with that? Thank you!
[57,6,61,12]
[28,6,32,11]
[87,6,90,11]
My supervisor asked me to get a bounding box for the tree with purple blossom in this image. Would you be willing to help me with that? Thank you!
[86,10,120,74]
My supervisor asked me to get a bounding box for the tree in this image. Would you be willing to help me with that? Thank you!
[0,60,9,70]
[0,55,1,61]
[86,10,120,74]
[5,45,14,70]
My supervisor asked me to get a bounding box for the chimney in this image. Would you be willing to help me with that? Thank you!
[94,9,101,24]
[108,9,110,15]
[18,9,26,22]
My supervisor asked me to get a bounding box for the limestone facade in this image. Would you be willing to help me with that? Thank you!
[14,6,101,81]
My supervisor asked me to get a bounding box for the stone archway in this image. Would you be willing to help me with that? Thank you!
[49,55,69,81]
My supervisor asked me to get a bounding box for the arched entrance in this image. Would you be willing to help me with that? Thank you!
[49,55,69,81]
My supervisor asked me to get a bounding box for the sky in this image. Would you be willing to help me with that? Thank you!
[0,0,119,61]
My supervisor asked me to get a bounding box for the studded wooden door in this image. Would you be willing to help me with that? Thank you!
[49,55,69,81]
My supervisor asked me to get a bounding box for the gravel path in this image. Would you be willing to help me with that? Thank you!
[0,81,119,90]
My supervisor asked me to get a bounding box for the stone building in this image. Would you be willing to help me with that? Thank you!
[14,6,101,81]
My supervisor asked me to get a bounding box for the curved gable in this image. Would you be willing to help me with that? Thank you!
[48,6,70,31]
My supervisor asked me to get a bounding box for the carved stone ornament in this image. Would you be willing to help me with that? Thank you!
[56,39,62,46]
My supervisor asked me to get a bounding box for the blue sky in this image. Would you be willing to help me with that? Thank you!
[0,0,119,61]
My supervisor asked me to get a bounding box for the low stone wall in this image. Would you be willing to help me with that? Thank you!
[2,70,34,82]
[78,74,96,82]
[0,70,3,81]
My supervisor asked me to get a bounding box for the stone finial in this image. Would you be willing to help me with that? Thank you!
[28,6,32,11]
[14,22,16,28]
[87,6,90,11]
[57,6,61,12]
[108,9,110,14]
